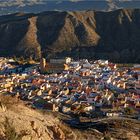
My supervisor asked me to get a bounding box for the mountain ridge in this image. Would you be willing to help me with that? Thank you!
[0,0,140,15]
[0,9,140,62]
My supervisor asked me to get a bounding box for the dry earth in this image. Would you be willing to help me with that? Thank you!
[0,95,139,140]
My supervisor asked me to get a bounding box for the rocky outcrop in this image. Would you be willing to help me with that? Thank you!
[0,9,140,62]
[0,95,139,140]
[0,95,101,140]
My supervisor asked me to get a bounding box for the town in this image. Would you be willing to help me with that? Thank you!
[0,57,140,123]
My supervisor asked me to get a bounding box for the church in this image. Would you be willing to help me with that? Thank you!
[40,57,71,74]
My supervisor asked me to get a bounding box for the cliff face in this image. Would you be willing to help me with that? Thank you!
[0,9,140,62]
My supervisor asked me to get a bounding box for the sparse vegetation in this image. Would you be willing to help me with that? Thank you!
[3,117,21,140]
[0,97,139,140]
[0,10,140,62]
[116,63,134,68]
[2,117,29,140]
[102,136,111,140]
[13,56,37,65]
[0,95,21,110]
[124,107,136,115]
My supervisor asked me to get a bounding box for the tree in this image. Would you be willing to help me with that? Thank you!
[124,107,135,115]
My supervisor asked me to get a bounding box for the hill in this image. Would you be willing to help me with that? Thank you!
[0,9,140,62]
[0,95,139,140]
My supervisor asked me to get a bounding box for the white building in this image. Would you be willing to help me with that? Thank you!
[50,57,71,64]
[134,64,140,72]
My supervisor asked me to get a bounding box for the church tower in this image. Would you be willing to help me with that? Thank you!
[40,58,46,73]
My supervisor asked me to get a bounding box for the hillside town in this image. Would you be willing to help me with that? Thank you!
[0,57,140,121]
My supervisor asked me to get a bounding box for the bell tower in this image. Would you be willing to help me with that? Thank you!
[40,58,46,73]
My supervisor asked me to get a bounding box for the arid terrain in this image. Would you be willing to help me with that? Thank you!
[0,95,139,140]
[0,9,140,62]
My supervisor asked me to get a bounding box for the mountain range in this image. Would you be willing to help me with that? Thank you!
[0,8,140,62]
[1,0,140,15]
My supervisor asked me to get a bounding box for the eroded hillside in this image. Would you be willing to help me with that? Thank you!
[0,9,140,62]
[0,95,140,140]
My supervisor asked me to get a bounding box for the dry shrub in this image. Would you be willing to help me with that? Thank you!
[0,95,21,110]
[3,117,21,140]
[2,117,29,140]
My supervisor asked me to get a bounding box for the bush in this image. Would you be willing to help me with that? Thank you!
[124,107,135,115]
[0,95,21,110]
[2,117,29,140]
[3,117,21,140]
[103,136,111,140]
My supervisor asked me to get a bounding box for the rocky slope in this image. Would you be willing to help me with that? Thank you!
[0,9,140,62]
[0,95,97,140]
[0,95,140,140]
